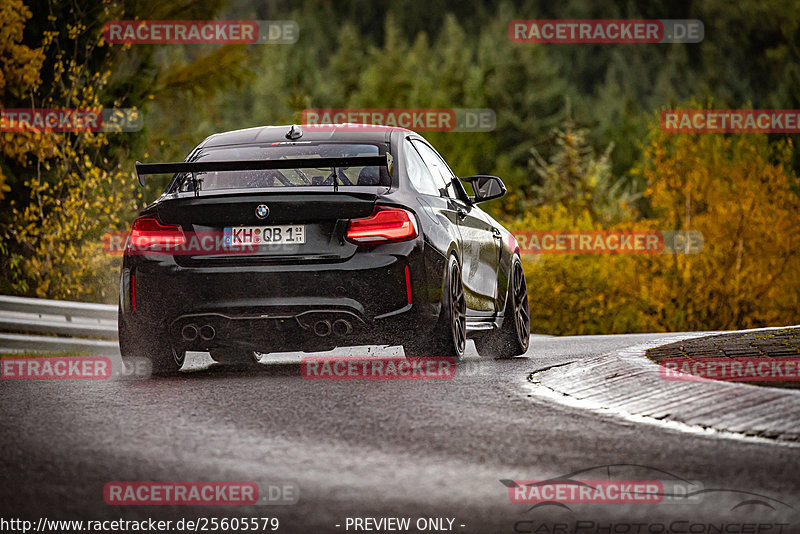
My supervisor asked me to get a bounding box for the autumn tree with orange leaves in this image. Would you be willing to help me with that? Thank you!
[0,0,251,301]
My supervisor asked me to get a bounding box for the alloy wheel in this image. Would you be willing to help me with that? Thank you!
[450,261,467,356]
[512,261,530,351]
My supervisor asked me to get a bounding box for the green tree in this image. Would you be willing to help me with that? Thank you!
[528,120,639,225]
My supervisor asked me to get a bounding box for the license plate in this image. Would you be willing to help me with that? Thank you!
[224,225,305,246]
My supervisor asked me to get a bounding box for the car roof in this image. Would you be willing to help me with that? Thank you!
[199,124,414,149]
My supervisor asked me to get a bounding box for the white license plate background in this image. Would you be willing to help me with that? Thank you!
[224,225,305,245]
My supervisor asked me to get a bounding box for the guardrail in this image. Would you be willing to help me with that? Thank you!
[0,295,120,355]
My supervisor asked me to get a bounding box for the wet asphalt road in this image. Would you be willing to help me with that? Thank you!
[1,333,798,533]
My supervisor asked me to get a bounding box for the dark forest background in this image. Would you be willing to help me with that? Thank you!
[2,0,798,334]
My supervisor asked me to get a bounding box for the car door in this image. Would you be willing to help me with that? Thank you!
[402,138,464,300]
[411,140,500,313]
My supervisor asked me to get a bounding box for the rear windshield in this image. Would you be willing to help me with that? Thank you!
[168,143,390,193]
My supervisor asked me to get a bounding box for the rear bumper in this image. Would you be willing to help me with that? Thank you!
[166,306,414,352]
[120,239,441,351]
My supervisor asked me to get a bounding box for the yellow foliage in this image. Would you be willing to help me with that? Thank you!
[634,127,800,331]
[510,205,651,335]
[0,0,46,200]
[514,122,800,335]
[1,0,139,302]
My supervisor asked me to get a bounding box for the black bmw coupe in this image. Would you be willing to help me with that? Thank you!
[119,124,530,374]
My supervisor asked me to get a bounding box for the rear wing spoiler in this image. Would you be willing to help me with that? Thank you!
[134,155,392,186]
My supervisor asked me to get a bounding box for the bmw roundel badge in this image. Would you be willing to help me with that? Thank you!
[255,204,270,219]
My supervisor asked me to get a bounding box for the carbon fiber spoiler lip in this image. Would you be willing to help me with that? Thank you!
[134,155,391,186]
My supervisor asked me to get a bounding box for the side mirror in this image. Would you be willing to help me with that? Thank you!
[461,175,506,203]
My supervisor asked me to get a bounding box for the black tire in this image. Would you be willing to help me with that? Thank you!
[474,257,530,359]
[404,255,466,360]
[209,349,262,368]
[118,311,184,376]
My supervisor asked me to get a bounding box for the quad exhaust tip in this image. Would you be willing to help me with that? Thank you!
[182,323,215,341]
[199,324,216,341]
[313,320,332,337]
[181,324,198,341]
[332,319,353,336]
[313,319,353,337]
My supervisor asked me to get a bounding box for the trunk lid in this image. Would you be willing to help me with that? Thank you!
[155,189,381,265]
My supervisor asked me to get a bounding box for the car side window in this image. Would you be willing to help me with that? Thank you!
[404,140,440,196]
[411,140,458,199]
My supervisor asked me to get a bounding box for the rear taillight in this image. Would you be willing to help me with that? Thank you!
[130,217,185,247]
[345,207,418,244]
